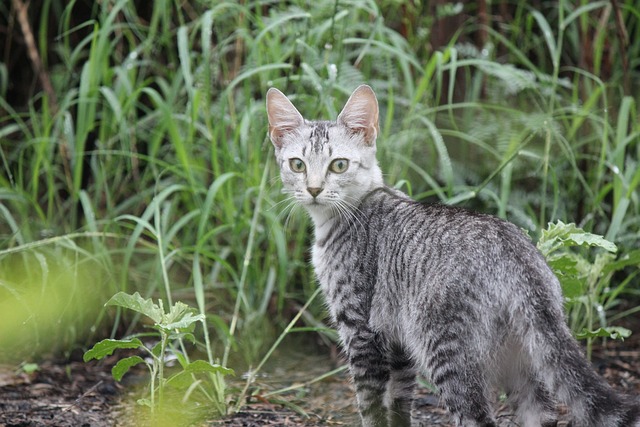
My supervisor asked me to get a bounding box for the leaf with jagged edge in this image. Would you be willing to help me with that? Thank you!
[538,221,617,257]
[576,326,631,341]
[105,291,163,324]
[83,338,143,362]
[158,301,205,331]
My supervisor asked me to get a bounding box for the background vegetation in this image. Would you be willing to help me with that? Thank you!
[1,0,639,418]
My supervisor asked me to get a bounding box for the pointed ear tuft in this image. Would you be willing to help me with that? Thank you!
[337,85,379,145]
[266,88,304,148]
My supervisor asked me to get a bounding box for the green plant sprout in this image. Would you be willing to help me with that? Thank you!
[83,292,233,415]
[537,221,640,359]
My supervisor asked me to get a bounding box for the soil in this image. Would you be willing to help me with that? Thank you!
[1,330,639,427]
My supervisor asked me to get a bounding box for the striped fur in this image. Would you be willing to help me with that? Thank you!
[266,85,640,427]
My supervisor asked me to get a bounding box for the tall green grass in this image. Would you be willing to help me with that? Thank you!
[0,0,638,408]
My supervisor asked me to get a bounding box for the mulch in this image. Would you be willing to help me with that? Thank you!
[0,359,124,427]
[1,332,639,427]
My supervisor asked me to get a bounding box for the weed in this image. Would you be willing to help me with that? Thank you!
[538,221,640,358]
[84,292,233,419]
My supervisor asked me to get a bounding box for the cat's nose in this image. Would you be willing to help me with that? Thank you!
[307,187,323,198]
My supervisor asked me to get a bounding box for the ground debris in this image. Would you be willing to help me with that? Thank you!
[0,330,639,427]
[0,359,123,427]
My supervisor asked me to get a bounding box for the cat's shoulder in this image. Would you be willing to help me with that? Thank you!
[362,186,471,215]
[363,186,525,232]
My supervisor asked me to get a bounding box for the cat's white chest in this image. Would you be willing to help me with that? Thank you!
[310,243,324,279]
[310,221,335,292]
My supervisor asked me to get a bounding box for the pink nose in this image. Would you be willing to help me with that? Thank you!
[307,187,323,198]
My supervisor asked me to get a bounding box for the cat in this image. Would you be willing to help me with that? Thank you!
[266,84,640,427]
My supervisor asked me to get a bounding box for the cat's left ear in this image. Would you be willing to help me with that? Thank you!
[337,85,379,146]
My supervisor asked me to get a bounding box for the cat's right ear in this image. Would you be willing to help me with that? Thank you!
[266,88,304,149]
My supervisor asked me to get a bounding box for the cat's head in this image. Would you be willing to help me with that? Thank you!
[266,85,383,225]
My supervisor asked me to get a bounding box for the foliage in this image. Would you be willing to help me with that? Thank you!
[0,242,113,362]
[538,221,640,358]
[84,292,233,420]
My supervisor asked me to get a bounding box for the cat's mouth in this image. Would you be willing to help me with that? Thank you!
[302,197,326,208]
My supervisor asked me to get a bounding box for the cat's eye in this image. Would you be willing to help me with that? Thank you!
[329,159,349,174]
[289,158,306,173]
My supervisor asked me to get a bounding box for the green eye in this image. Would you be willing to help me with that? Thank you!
[329,159,349,174]
[289,158,306,173]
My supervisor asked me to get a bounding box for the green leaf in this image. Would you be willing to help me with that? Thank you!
[137,398,152,408]
[158,301,205,331]
[560,277,585,299]
[538,221,617,256]
[567,232,617,253]
[547,254,580,276]
[603,249,640,275]
[151,341,163,358]
[83,338,143,362]
[174,351,189,369]
[166,360,234,389]
[183,359,234,376]
[160,312,205,331]
[576,326,632,341]
[105,292,164,324]
[20,363,40,374]
[175,332,197,344]
[164,301,193,322]
[112,356,146,381]
[561,1,609,31]
[530,10,557,68]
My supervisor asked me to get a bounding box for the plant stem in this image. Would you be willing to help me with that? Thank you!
[157,330,168,408]
[233,287,322,413]
[223,158,271,367]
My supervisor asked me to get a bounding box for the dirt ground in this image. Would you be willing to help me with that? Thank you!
[1,330,639,427]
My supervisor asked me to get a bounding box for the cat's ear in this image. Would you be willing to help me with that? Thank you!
[266,88,304,148]
[337,85,379,146]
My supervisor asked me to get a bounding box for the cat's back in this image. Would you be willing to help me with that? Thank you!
[314,187,555,281]
[372,187,562,307]
[317,186,560,300]
[357,186,532,254]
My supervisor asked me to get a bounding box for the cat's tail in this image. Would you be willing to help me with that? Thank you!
[529,318,640,427]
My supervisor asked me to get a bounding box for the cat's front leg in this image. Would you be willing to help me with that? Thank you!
[342,326,390,427]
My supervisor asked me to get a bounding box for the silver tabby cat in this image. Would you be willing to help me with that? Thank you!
[266,85,640,427]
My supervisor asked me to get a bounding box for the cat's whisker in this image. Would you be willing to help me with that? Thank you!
[268,175,281,185]
[334,199,363,231]
[333,202,352,229]
[277,200,298,222]
[338,197,366,231]
[339,201,358,230]
[283,203,302,232]
[269,195,296,212]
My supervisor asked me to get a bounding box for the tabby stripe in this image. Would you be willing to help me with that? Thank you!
[390,357,413,371]
[336,311,360,328]
[316,221,343,248]
[353,378,389,391]
[331,224,356,248]
[431,366,459,387]
[349,353,388,368]
[429,346,460,375]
